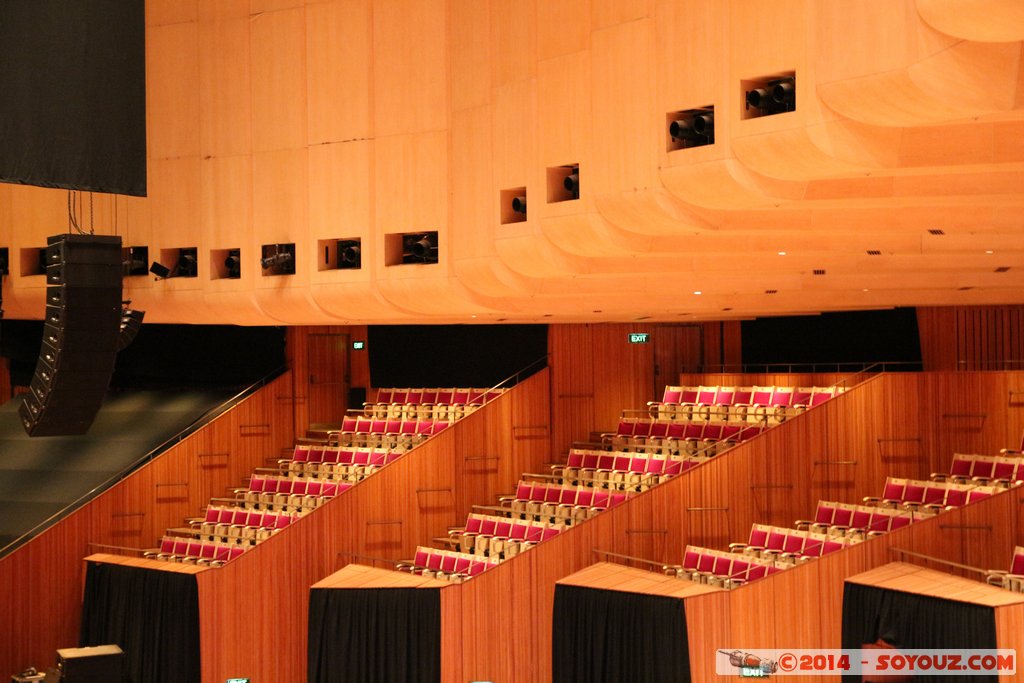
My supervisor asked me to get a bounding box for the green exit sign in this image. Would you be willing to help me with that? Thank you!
[628,332,650,344]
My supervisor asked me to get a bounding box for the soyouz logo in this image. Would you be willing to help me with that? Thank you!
[715,649,1016,676]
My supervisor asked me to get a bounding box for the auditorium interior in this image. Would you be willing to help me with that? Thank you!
[1,1,1024,681]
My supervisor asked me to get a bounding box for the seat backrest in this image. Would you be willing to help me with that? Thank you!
[943,487,967,508]
[849,508,871,530]
[354,417,372,432]
[696,387,717,404]
[683,423,704,439]
[391,390,408,404]
[377,389,393,404]
[1010,547,1024,575]
[815,502,837,525]
[406,389,423,404]
[680,388,700,403]
[696,551,715,573]
[494,520,513,537]
[452,390,470,404]
[746,564,767,582]
[341,416,358,431]
[733,388,753,404]
[791,388,812,406]
[575,488,594,507]
[249,475,266,493]
[663,388,682,404]
[682,548,700,570]
[712,554,732,576]
[714,387,735,405]
[748,525,769,547]
[702,424,723,440]
[993,458,1017,479]
[751,387,773,404]
[902,481,927,504]
[948,454,973,477]
[566,450,584,467]
[649,421,669,438]
[888,513,912,531]
[782,531,804,554]
[771,388,794,406]
[882,478,905,500]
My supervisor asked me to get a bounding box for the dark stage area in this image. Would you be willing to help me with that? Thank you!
[0,388,235,555]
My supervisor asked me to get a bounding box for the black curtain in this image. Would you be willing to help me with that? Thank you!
[841,582,997,683]
[80,562,200,683]
[308,587,441,683]
[552,584,690,683]
[0,1,147,196]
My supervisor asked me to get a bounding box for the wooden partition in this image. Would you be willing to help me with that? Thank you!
[0,372,296,678]
[192,369,551,683]
[684,487,1024,681]
[678,371,859,390]
[438,371,1024,683]
[918,305,1024,371]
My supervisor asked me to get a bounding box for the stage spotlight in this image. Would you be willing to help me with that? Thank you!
[745,87,769,111]
[402,232,439,265]
[563,168,580,199]
[224,250,241,279]
[338,240,361,269]
[668,107,715,149]
[511,196,527,215]
[176,252,198,278]
[260,252,292,269]
[771,77,795,109]
[692,113,714,137]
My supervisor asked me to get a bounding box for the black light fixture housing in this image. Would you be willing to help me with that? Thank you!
[116,305,145,351]
[260,243,296,275]
[401,232,439,265]
[743,73,796,118]
[224,249,241,279]
[668,106,715,150]
[511,196,527,215]
[175,248,198,278]
[563,167,580,199]
[0,247,8,276]
[122,246,149,276]
[337,239,361,270]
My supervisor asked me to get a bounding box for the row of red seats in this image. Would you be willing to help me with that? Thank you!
[728,524,853,562]
[366,387,505,420]
[330,417,449,447]
[647,384,842,424]
[555,449,704,490]
[446,514,563,558]
[277,445,405,479]
[396,547,499,583]
[222,474,353,512]
[144,537,248,566]
[795,500,922,538]
[184,505,301,544]
[986,546,1024,592]
[863,477,999,511]
[605,420,765,456]
[493,480,630,525]
[668,545,786,588]
[932,452,1024,487]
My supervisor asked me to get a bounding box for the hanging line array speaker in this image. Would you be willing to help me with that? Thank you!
[19,234,123,437]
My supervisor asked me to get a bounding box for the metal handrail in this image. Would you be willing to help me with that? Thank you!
[0,365,288,559]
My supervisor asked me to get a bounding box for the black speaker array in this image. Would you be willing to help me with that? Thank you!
[19,234,123,437]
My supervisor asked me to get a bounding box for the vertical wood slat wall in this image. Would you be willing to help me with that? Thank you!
[195,370,552,683]
[285,324,371,435]
[0,372,297,678]
[440,371,1024,683]
[918,305,1024,371]
[549,322,742,454]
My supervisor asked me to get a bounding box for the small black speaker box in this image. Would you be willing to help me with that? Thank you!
[56,644,124,682]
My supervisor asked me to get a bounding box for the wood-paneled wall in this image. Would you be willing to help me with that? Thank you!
[285,324,371,434]
[439,371,1024,683]
[918,305,1024,371]
[194,369,551,683]
[0,372,296,678]
[548,321,783,454]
